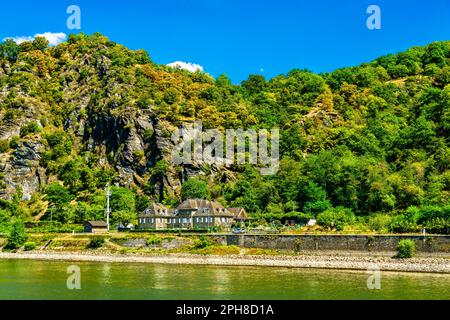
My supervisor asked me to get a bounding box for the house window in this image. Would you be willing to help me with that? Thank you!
[204,208,209,213]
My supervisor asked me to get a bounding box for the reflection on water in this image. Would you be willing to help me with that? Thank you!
[0,259,448,300]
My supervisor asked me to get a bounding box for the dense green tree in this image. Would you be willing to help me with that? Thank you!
[5,220,28,250]
[112,210,136,227]
[0,39,19,62]
[181,178,211,201]
[110,186,136,213]
[32,36,49,51]
[241,75,267,96]
[301,181,332,215]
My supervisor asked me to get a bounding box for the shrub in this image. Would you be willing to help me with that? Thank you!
[396,239,415,258]
[424,218,449,235]
[317,207,355,231]
[4,220,28,250]
[24,242,36,251]
[0,140,10,153]
[20,121,41,137]
[389,214,420,233]
[133,150,145,161]
[146,236,163,246]
[417,206,450,234]
[9,136,20,149]
[143,128,154,143]
[193,236,213,249]
[87,237,105,249]
[368,214,392,232]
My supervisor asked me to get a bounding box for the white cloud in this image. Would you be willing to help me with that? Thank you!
[167,61,204,73]
[35,32,67,46]
[4,32,67,46]
[5,36,34,44]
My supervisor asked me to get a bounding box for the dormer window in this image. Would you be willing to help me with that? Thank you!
[203,208,209,214]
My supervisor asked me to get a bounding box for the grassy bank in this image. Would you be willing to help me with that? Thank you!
[0,232,282,256]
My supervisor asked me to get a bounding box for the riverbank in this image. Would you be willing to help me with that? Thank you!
[0,250,448,273]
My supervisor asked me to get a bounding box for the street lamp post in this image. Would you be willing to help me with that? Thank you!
[105,183,111,231]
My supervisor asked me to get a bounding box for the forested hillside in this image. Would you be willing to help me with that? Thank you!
[0,33,448,233]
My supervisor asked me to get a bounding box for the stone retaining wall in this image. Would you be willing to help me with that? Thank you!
[208,234,450,253]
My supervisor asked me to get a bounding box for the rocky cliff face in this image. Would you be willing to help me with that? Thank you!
[0,111,188,203]
[0,34,210,203]
[0,140,45,200]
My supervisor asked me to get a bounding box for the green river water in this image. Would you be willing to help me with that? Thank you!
[0,259,448,300]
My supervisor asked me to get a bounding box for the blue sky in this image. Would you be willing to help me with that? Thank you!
[1,0,450,83]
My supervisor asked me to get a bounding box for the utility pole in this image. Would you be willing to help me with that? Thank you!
[105,183,111,231]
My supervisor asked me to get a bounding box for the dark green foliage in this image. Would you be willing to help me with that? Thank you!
[316,207,355,231]
[181,177,211,200]
[112,210,135,227]
[41,130,72,164]
[87,237,105,249]
[45,183,73,206]
[0,140,9,153]
[135,194,151,213]
[193,236,213,249]
[396,239,416,258]
[9,136,20,149]
[20,121,41,137]
[5,220,28,250]
[0,39,19,62]
[146,236,163,245]
[301,181,332,215]
[241,75,267,96]
[110,186,136,213]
